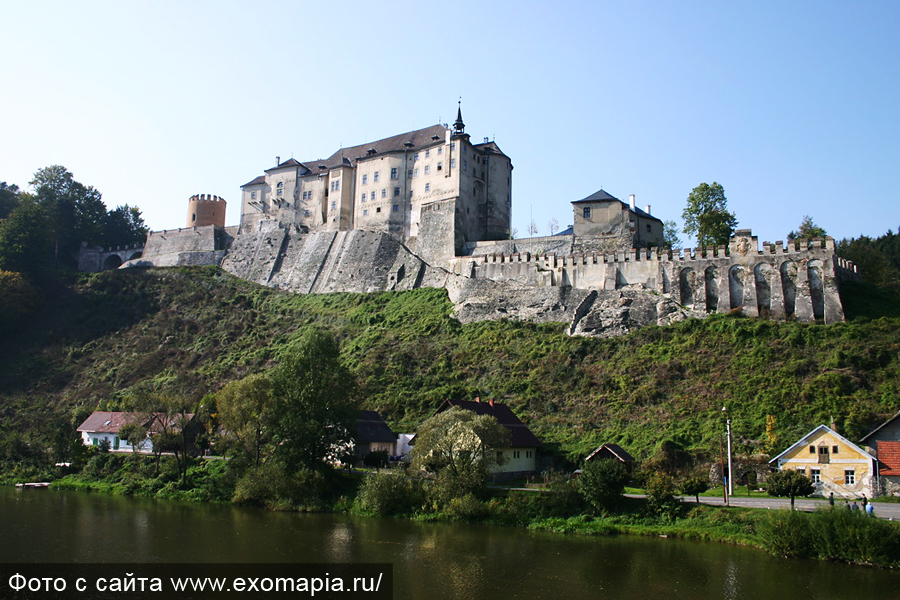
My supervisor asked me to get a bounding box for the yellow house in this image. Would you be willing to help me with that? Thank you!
[769,425,878,499]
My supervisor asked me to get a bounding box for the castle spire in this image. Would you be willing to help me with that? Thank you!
[453,99,465,135]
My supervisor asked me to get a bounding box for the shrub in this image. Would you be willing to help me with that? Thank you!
[680,473,710,503]
[645,472,680,520]
[765,469,814,509]
[578,459,628,513]
[363,450,389,469]
[356,472,423,517]
[758,509,814,558]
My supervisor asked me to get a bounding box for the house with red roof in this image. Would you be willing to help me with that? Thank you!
[860,410,900,496]
[76,411,201,454]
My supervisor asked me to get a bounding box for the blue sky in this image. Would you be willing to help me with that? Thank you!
[1,1,897,248]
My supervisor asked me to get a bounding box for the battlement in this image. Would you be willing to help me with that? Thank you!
[189,193,226,204]
[187,194,227,228]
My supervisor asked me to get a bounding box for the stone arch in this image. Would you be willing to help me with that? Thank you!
[754,263,773,317]
[704,265,719,313]
[808,259,825,321]
[128,251,143,261]
[679,268,697,308]
[103,254,123,270]
[780,261,798,317]
[729,265,746,310]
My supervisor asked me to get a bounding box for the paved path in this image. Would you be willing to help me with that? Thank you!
[680,495,900,520]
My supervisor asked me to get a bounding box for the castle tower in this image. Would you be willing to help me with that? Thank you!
[187,194,226,228]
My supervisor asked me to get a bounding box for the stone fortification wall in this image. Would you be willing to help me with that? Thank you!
[221,227,449,295]
[124,225,228,268]
[462,235,574,258]
[449,232,848,324]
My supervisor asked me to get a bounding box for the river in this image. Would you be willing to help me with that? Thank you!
[2,486,897,599]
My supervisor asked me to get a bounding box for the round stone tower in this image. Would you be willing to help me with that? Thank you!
[187,194,226,228]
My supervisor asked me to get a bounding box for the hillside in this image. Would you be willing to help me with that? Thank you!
[1,266,899,465]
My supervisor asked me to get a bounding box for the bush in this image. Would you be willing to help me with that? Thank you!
[363,450,389,469]
[578,460,628,513]
[426,467,487,510]
[680,473,710,502]
[645,472,680,520]
[233,463,333,510]
[356,472,423,517]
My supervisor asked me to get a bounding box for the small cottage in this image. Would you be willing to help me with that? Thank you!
[769,424,878,499]
[354,410,398,460]
[76,411,201,454]
[585,443,635,473]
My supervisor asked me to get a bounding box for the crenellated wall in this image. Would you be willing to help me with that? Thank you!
[448,230,852,323]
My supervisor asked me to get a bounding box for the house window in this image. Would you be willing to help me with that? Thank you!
[646,224,652,233]
[845,470,855,485]
[450,158,456,168]
[810,469,821,483]
[450,142,456,150]
[809,445,816,454]
[276,182,284,197]
[361,193,366,202]
[374,171,379,182]
[301,191,312,200]
[407,169,413,179]
[362,174,368,185]
[413,152,419,161]
[425,149,430,157]
[331,180,340,191]
[331,201,336,210]
[393,187,400,197]
[832,446,839,454]
[583,207,591,219]
[393,204,399,212]
[424,165,430,175]
[391,168,398,179]
[250,191,257,200]
[370,191,376,201]
[437,161,443,171]
[363,209,368,216]
[381,188,387,198]
[513,450,521,459]
[438,146,443,155]
[526,450,532,458]
[425,183,430,192]
[413,168,419,177]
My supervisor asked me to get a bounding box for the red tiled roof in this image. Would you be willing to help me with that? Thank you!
[878,441,900,476]
[76,411,195,435]
[436,399,542,448]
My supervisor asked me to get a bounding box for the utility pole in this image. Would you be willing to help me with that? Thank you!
[724,406,734,497]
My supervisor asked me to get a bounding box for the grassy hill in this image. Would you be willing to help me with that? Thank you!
[2,267,899,466]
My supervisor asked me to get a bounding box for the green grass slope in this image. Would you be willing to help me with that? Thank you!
[2,266,899,464]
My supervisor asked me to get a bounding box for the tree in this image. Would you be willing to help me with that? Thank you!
[411,406,511,479]
[528,219,539,237]
[578,458,629,513]
[269,329,358,473]
[0,270,38,333]
[682,182,738,248]
[0,181,22,219]
[216,373,274,467]
[663,220,682,250]
[680,473,710,503]
[0,199,54,280]
[548,217,560,236]
[104,204,148,247]
[645,471,680,519]
[766,469,815,510]
[787,216,827,242]
[118,422,149,454]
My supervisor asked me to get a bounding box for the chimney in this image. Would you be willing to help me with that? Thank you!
[629,194,636,211]
[475,397,481,403]
[275,156,280,166]
[488,398,495,407]
[645,204,651,215]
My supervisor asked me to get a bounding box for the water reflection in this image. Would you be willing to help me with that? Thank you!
[2,487,897,599]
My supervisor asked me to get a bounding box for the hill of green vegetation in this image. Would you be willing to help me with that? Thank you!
[1,266,899,468]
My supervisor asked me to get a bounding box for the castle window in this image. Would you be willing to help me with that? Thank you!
[413,152,419,161]
[409,190,413,198]
[251,191,257,200]
[363,209,368,216]
[393,204,399,212]
[450,142,456,150]
[425,149,430,158]
[413,168,419,177]
[425,183,430,192]
[438,146,443,155]
[407,169,413,179]
[462,160,468,171]
[361,193,366,202]
[192,213,196,222]
[394,187,400,197]
[331,201,336,210]
[391,168,398,180]
[276,182,284,197]
[583,207,591,219]
[424,165,430,175]
[381,189,387,198]
[437,161,443,171]
[450,158,456,168]
[646,224,651,233]
[371,191,376,201]
[362,174,368,185]
[376,207,381,213]
[374,171,379,182]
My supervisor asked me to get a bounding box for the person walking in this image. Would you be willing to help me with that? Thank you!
[865,502,875,518]
[828,492,834,506]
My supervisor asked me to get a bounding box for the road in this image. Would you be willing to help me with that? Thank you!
[678,494,900,520]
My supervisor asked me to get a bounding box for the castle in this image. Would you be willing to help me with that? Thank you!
[120,111,858,337]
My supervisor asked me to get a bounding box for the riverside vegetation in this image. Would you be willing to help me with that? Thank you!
[2,256,900,568]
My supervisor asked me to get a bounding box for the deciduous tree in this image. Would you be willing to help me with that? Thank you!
[682,182,738,248]
[411,406,510,479]
[766,469,814,510]
[578,458,628,513]
[216,373,273,467]
[787,216,827,242]
[269,329,358,473]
